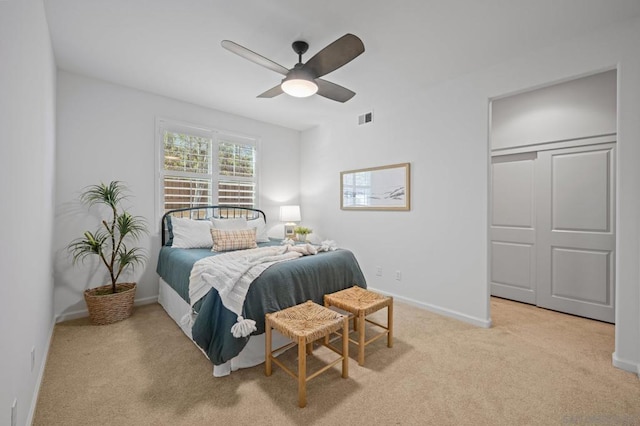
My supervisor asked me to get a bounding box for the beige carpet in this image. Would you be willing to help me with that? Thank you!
[34,298,640,425]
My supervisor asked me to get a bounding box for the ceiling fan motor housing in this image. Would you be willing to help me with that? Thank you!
[284,63,316,81]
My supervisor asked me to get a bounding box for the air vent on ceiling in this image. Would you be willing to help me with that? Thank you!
[358,111,373,125]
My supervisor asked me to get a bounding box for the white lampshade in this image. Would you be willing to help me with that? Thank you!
[279,205,301,222]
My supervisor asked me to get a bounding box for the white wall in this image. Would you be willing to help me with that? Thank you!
[302,78,491,327]
[491,69,617,150]
[0,1,57,425]
[301,17,640,373]
[54,71,301,319]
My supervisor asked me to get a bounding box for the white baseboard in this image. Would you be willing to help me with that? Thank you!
[133,295,159,307]
[56,295,159,323]
[26,314,56,426]
[367,286,492,328]
[612,351,640,376]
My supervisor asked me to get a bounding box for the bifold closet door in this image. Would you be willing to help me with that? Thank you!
[490,153,537,305]
[536,144,615,323]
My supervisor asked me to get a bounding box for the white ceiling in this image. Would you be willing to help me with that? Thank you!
[44,0,640,131]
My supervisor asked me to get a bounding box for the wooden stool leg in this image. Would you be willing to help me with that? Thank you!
[306,342,313,355]
[387,301,394,348]
[342,316,349,378]
[298,336,307,408]
[358,311,365,365]
[323,301,331,345]
[265,315,272,376]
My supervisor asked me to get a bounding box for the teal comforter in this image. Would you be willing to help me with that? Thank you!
[156,243,366,365]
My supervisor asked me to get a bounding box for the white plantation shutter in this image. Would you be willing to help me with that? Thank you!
[217,141,256,207]
[158,119,258,215]
[163,176,213,210]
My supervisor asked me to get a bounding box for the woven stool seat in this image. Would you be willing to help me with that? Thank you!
[268,301,346,343]
[266,301,349,408]
[324,286,393,366]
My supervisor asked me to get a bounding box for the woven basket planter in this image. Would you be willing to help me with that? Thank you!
[84,282,136,325]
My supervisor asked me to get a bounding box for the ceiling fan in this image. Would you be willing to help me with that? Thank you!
[221,34,365,103]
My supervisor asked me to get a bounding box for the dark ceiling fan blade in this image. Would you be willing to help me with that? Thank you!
[303,34,364,78]
[221,40,289,76]
[315,79,356,103]
[257,84,284,98]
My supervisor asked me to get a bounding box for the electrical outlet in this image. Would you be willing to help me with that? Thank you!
[31,347,35,372]
[11,398,17,426]
[395,270,402,281]
[376,266,382,276]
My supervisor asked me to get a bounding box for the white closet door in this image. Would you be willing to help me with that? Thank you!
[490,153,537,304]
[536,143,616,323]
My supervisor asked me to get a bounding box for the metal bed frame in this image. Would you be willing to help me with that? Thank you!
[161,205,266,246]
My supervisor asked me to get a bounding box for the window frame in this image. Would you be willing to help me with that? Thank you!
[155,117,261,230]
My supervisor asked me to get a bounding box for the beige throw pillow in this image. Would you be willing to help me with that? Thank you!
[211,228,258,252]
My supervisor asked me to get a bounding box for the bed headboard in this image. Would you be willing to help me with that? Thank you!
[161,205,266,246]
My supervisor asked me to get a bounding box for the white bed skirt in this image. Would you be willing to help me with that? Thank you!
[158,277,289,377]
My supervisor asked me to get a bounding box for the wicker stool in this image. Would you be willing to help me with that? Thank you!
[324,286,393,366]
[265,300,349,408]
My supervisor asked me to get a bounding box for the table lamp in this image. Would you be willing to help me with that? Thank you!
[279,205,301,239]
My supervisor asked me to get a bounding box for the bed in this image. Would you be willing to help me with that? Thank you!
[156,206,367,377]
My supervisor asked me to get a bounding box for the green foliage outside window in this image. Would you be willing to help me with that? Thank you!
[162,130,256,211]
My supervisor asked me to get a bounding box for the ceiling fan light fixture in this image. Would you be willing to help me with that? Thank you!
[281,78,318,97]
[281,66,318,98]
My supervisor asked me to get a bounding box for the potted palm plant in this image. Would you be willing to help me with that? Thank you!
[68,181,148,325]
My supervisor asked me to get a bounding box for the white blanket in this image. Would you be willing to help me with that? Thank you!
[188,246,304,337]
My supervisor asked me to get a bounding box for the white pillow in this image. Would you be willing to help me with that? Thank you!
[248,218,270,243]
[211,217,248,230]
[171,217,213,249]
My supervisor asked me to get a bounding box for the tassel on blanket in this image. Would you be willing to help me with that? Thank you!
[231,316,257,338]
[180,309,198,327]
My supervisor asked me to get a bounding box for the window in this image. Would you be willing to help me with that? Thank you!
[157,119,258,217]
[217,140,256,206]
[342,170,371,207]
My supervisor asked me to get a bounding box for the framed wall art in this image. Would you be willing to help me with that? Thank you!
[340,162,410,211]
